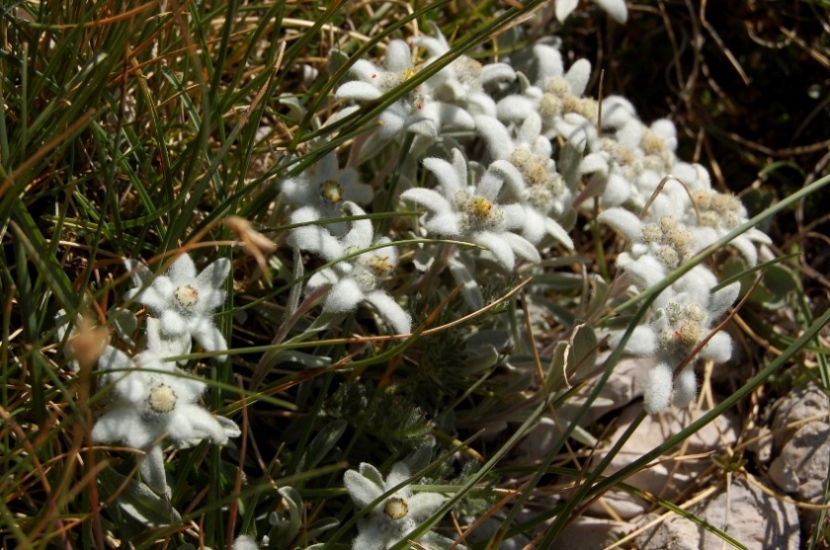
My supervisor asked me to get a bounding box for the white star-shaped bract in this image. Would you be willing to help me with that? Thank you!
[292,202,411,335]
[92,346,240,450]
[279,150,373,235]
[344,460,449,550]
[475,114,574,248]
[413,22,515,118]
[335,40,474,141]
[124,254,230,361]
[400,148,541,270]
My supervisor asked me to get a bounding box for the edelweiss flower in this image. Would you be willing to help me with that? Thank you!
[291,202,411,334]
[92,346,240,449]
[686,189,772,267]
[414,22,515,117]
[335,40,473,140]
[400,148,540,270]
[609,265,741,414]
[475,115,574,248]
[496,44,596,144]
[124,254,230,361]
[344,461,449,550]
[279,150,373,232]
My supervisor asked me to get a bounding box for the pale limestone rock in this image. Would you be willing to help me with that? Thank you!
[635,478,799,549]
[587,403,739,519]
[768,384,830,520]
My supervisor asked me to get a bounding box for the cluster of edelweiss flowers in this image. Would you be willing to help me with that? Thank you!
[57,2,775,546]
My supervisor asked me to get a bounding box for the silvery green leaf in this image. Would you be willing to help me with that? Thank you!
[545,341,568,393]
[516,70,532,93]
[565,323,598,382]
[403,443,434,474]
[268,486,303,543]
[108,307,137,347]
[569,424,599,447]
[278,96,305,123]
[98,468,181,528]
[306,517,339,539]
[558,143,585,190]
[294,419,346,473]
[273,350,331,369]
[327,49,349,76]
[463,343,499,373]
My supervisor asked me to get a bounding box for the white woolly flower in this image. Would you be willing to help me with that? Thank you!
[413,22,515,117]
[335,40,473,140]
[92,346,240,449]
[124,254,230,361]
[609,266,741,414]
[279,150,373,234]
[496,44,596,143]
[400,148,541,270]
[686,188,772,267]
[344,461,449,550]
[475,115,574,248]
[293,202,411,334]
[599,209,697,272]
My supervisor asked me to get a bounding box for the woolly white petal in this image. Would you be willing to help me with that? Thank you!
[476,171,504,202]
[496,95,535,122]
[545,218,576,250]
[673,365,697,409]
[533,44,564,82]
[323,278,364,314]
[168,404,230,446]
[233,535,259,550]
[730,235,759,267]
[365,291,411,334]
[480,62,516,85]
[598,207,643,243]
[160,309,188,336]
[610,325,658,356]
[385,461,412,490]
[643,362,674,414]
[400,188,453,214]
[432,102,476,129]
[335,81,382,101]
[341,202,374,250]
[422,157,464,196]
[701,331,733,363]
[191,317,228,362]
[164,255,195,285]
[93,406,155,449]
[555,0,579,21]
[289,222,344,262]
[623,254,667,290]
[473,231,516,269]
[565,59,592,96]
[385,40,412,72]
[196,258,230,293]
[408,492,447,521]
[449,257,484,311]
[594,0,628,23]
[503,232,542,264]
[489,160,526,199]
[709,281,740,320]
[344,469,383,508]
[423,212,462,236]
[352,528,385,550]
[474,115,513,160]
